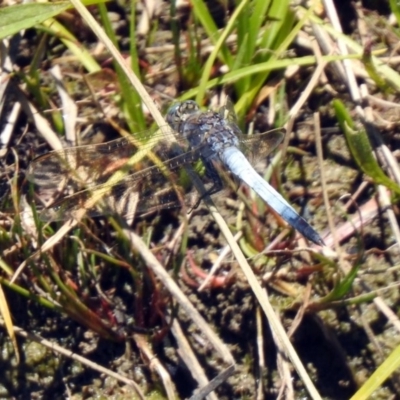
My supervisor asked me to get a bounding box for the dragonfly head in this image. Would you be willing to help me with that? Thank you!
[166,100,200,132]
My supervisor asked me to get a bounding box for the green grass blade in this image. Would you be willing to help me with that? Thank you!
[0,2,70,39]
[235,2,306,116]
[247,0,274,58]
[350,344,400,400]
[234,0,274,95]
[128,1,146,131]
[191,0,233,67]
[258,0,292,52]
[196,0,249,103]
[98,3,146,133]
[42,18,100,73]
[0,0,108,40]
[320,262,360,303]
[181,53,361,100]
[334,99,400,196]
[389,0,400,27]
[362,46,392,94]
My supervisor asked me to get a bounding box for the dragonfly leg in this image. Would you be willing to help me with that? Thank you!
[200,159,224,199]
[185,158,224,213]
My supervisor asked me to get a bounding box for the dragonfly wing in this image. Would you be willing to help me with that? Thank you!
[30,138,205,221]
[217,99,285,160]
[27,137,139,191]
[37,181,140,221]
[218,98,239,125]
[235,128,285,162]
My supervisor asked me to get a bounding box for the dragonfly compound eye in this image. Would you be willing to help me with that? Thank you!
[166,102,183,130]
[181,100,200,114]
[166,101,200,132]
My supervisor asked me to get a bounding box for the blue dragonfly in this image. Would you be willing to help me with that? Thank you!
[27,100,323,245]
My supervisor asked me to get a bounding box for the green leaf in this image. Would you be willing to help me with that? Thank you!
[42,18,100,73]
[389,0,400,28]
[195,0,249,104]
[0,1,108,40]
[234,1,304,116]
[0,3,70,39]
[351,343,400,399]
[321,262,360,303]
[191,0,233,67]
[307,9,400,91]
[98,2,146,132]
[362,46,392,94]
[334,99,400,196]
[181,54,360,101]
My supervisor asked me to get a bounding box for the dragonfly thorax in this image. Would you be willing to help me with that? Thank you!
[178,110,240,157]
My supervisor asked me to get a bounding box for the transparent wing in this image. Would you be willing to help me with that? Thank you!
[27,125,201,220]
[217,99,285,160]
[34,147,203,221]
[236,128,285,162]
[219,98,239,125]
[27,125,183,190]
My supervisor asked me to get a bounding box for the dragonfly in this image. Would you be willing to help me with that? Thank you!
[26,100,323,245]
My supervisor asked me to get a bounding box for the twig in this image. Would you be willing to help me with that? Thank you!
[171,319,218,400]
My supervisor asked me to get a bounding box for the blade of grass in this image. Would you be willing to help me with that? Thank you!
[0,277,59,309]
[389,0,400,27]
[191,0,233,67]
[181,53,361,100]
[362,46,392,94]
[234,2,311,116]
[319,262,361,303]
[236,0,292,98]
[258,0,293,55]
[47,257,122,341]
[0,0,111,40]
[98,3,146,133]
[41,18,100,73]
[196,0,249,103]
[350,344,400,400]
[0,2,71,39]
[305,8,400,91]
[334,99,400,196]
[0,284,19,363]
